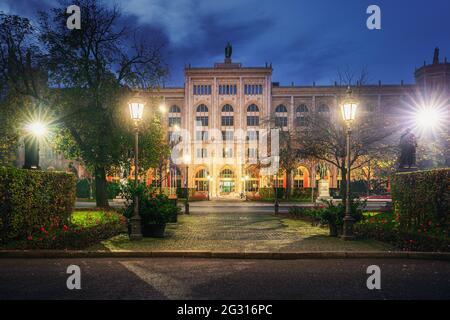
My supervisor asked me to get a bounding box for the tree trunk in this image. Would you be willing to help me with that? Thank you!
[94,166,109,208]
[285,170,292,200]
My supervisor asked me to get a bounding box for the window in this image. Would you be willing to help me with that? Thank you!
[247,130,259,141]
[196,148,207,158]
[196,104,208,127]
[247,104,259,126]
[222,130,234,141]
[221,104,234,127]
[195,131,209,141]
[196,116,208,127]
[296,116,309,127]
[168,131,180,143]
[168,117,181,127]
[247,116,259,126]
[275,104,288,113]
[193,85,211,95]
[245,84,263,95]
[221,116,234,126]
[275,117,288,127]
[223,148,233,158]
[296,104,308,113]
[247,148,258,159]
[195,169,209,191]
[220,169,234,178]
[169,105,181,113]
[219,84,237,95]
[317,104,329,112]
[247,104,259,112]
[196,104,208,113]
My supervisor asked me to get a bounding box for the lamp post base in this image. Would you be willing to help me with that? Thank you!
[185,202,190,214]
[129,216,142,241]
[341,216,355,241]
[274,200,279,215]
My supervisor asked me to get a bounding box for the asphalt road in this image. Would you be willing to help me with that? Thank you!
[0,258,448,299]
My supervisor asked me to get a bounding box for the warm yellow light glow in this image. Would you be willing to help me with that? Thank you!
[159,103,167,114]
[340,87,358,123]
[245,175,249,180]
[173,124,180,131]
[183,154,191,165]
[129,102,145,121]
[26,122,48,137]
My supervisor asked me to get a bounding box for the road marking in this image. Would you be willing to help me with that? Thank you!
[119,261,192,299]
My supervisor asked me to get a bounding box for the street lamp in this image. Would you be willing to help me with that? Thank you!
[340,86,358,240]
[183,153,191,214]
[207,175,212,201]
[128,98,145,241]
[244,175,249,201]
[23,121,48,169]
[274,173,279,214]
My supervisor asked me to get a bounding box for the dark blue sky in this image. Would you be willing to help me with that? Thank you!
[1,0,450,86]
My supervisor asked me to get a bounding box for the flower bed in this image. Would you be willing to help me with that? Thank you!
[355,212,450,252]
[3,210,126,250]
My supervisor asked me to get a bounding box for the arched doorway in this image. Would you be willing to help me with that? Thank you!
[294,166,310,188]
[219,168,235,195]
[194,168,210,191]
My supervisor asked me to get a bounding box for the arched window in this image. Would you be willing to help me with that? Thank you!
[222,104,233,112]
[317,104,329,112]
[275,104,288,127]
[220,168,234,178]
[196,104,208,127]
[296,104,308,113]
[247,104,259,126]
[169,105,181,113]
[168,105,181,127]
[247,104,259,112]
[296,116,309,127]
[275,104,288,113]
[221,104,234,126]
[194,168,209,191]
[294,166,310,188]
[196,104,208,113]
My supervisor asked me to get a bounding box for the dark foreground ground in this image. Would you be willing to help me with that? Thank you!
[0,258,449,300]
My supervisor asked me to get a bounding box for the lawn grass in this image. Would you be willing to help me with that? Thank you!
[70,210,122,228]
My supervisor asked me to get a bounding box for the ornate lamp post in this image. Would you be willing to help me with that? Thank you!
[23,121,48,170]
[244,175,249,201]
[183,154,191,214]
[128,99,145,241]
[207,175,212,201]
[340,87,358,240]
[274,173,279,214]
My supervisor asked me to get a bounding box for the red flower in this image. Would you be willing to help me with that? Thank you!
[40,227,46,232]
[38,238,43,241]
[27,235,33,241]
[63,225,69,232]
[52,236,56,241]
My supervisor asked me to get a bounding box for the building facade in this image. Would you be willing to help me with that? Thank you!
[145,47,449,199]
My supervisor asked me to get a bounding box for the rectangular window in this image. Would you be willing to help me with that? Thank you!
[223,148,233,158]
[275,117,287,127]
[247,130,259,141]
[294,180,304,188]
[195,116,208,127]
[196,148,207,158]
[219,84,237,95]
[222,130,234,141]
[193,85,211,95]
[221,116,234,126]
[247,116,259,126]
[247,148,258,159]
[168,117,181,127]
[196,130,208,141]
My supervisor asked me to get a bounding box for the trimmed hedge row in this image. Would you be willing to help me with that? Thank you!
[0,167,76,243]
[391,168,449,233]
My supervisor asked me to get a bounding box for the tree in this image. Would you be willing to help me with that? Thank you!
[0,12,46,166]
[38,0,166,207]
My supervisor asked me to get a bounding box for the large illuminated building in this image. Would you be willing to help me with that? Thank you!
[28,46,450,199]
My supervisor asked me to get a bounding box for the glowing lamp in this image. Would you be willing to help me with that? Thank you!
[128,101,145,121]
[340,87,358,123]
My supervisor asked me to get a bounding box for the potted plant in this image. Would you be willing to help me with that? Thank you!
[140,194,180,237]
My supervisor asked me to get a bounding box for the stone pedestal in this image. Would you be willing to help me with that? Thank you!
[316,179,332,203]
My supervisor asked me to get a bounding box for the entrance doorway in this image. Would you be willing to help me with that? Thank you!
[219,168,236,196]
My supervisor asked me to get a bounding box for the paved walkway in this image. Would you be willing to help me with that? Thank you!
[94,212,391,252]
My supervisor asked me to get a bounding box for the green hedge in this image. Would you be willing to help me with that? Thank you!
[391,168,449,233]
[0,167,76,243]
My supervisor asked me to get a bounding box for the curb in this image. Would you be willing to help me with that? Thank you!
[0,250,449,261]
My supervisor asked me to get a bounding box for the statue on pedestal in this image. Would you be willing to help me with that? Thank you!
[398,128,418,171]
[316,162,332,202]
[225,42,232,59]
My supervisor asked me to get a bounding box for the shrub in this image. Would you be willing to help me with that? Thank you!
[0,167,76,243]
[17,210,126,249]
[391,168,449,233]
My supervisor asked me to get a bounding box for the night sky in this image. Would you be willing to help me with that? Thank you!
[1,0,450,87]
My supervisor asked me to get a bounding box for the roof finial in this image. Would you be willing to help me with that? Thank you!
[433,47,440,64]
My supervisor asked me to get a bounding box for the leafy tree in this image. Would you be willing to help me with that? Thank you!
[38,0,166,207]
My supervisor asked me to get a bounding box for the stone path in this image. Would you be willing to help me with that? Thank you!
[95,212,391,252]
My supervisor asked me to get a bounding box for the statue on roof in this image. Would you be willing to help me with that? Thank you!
[433,47,440,64]
[225,42,232,59]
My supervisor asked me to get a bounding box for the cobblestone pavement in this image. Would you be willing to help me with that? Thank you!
[97,212,391,252]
